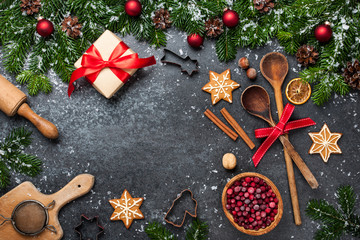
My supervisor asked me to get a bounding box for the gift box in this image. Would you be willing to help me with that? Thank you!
[70,30,156,98]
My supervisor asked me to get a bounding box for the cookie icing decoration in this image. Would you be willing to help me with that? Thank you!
[109,189,144,229]
[308,123,342,162]
[202,69,240,105]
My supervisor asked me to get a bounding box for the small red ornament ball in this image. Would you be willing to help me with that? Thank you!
[187,34,204,48]
[314,24,332,42]
[125,0,142,17]
[222,9,239,28]
[36,19,54,37]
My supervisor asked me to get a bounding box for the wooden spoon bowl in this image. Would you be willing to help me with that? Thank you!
[222,172,283,236]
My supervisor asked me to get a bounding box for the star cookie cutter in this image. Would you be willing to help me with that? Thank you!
[74,214,104,240]
[161,49,199,76]
[164,189,198,227]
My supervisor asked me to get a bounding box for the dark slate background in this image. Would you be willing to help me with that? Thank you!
[1,29,359,240]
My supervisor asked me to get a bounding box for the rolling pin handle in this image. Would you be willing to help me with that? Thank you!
[17,103,59,139]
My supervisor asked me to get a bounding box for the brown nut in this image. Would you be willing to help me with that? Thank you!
[222,153,237,170]
[238,57,250,69]
[246,68,257,80]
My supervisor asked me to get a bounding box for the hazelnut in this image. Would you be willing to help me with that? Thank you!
[246,68,257,80]
[238,57,250,69]
[222,153,237,170]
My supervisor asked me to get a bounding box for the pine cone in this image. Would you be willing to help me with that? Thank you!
[253,0,274,13]
[20,0,41,15]
[205,18,224,38]
[61,16,82,39]
[343,59,360,90]
[295,45,319,67]
[153,9,172,30]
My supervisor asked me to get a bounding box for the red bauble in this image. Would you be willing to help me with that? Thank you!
[222,9,239,28]
[314,23,332,43]
[187,34,204,48]
[36,19,54,37]
[125,0,142,17]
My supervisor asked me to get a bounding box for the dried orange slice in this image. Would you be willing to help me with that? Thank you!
[285,78,311,105]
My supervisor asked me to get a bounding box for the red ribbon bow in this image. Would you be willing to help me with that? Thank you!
[68,41,156,97]
[252,104,316,167]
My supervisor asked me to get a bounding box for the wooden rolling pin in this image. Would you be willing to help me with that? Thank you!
[0,74,59,139]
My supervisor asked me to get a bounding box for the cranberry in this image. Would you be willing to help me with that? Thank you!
[260,186,266,192]
[256,188,262,193]
[249,217,254,222]
[249,194,254,200]
[245,207,250,212]
[235,196,240,200]
[254,177,260,183]
[260,204,266,210]
[226,204,231,210]
[256,193,261,199]
[232,211,237,216]
[255,211,260,216]
[241,187,247,192]
[269,202,276,208]
[245,177,251,183]
[240,206,245,211]
[237,201,242,207]
[244,192,249,198]
[252,221,257,226]
[265,208,271,214]
[273,209,278,214]
[239,192,244,196]
[250,182,256,187]
[231,204,235,208]
[243,211,248,216]
[274,198,279,203]
[231,199,236,204]
[253,205,259,210]
[244,199,250,204]
[227,189,233,195]
[237,212,242,216]
[242,181,248,187]
[261,211,266,218]
[252,200,258,205]
[234,186,241,193]
[248,187,255,194]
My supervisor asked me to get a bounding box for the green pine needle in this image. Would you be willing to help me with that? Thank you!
[0,127,42,188]
[1,0,359,104]
[306,185,360,240]
[145,219,208,240]
[145,222,177,240]
[186,219,209,240]
[16,71,52,96]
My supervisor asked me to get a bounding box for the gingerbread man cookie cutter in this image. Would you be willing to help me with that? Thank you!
[164,189,198,227]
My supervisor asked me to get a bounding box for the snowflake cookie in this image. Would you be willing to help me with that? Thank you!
[109,189,144,229]
[202,69,240,105]
[308,123,342,162]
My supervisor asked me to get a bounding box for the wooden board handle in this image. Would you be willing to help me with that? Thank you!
[17,103,59,139]
[50,174,95,211]
[279,136,319,189]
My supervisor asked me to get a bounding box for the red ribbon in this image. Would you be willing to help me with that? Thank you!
[68,41,156,96]
[252,104,316,167]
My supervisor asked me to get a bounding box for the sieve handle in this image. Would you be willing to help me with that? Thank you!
[0,214,12,226]
[50,174,95,211]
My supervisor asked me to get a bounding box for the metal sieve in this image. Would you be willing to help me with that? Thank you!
[0,200,57,236]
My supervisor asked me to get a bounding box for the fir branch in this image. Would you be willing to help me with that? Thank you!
[216,28,236,62]
[0,127,42,188]
[306,185,360,240]
[145,222,177,240]
[16,70,52,96]
[186,219,209,240]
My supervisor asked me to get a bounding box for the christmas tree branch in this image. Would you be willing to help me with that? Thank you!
[0,127,42,188]
[306,185,360,239]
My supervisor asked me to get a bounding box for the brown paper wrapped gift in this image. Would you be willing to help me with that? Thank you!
[73,30,155,98]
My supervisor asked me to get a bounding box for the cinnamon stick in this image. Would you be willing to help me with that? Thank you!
[204,109,238,141]
[220,108,256,150]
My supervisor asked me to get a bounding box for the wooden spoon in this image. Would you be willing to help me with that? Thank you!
[260,52,301,225]
[241,85,319,191]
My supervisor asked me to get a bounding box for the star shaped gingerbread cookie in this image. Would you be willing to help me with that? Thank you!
[109,189,144,229]
[308,123,342,162]
[202,69,240,105]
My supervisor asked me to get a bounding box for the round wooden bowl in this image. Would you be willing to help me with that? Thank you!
[222,172,283,236]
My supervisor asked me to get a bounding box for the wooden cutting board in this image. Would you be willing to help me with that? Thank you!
[0,174,94,240]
